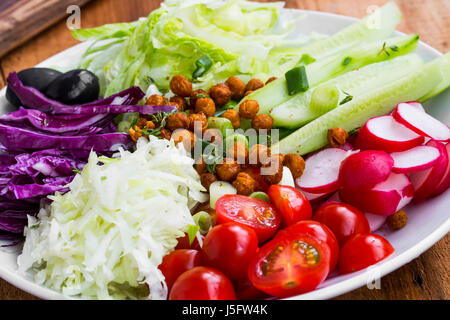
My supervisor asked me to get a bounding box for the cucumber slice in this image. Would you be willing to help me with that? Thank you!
[271,54,424,128]
[241,34,419,115]
[419,52,450,102]
[271,60,442,155]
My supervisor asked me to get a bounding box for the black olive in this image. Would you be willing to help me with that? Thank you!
[45,69,100,105]
[6,68,63,109]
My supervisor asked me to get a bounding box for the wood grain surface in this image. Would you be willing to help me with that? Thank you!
[0,0,449,300]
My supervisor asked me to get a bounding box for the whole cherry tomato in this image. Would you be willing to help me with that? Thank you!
[175,233,203,250]
[169,266,236,300]
[339,233,394,274]
[215,195,281,243]
[248,231,331,298]
[158,249,202,291]
[276,220,339,273]
[202,223,259,280]
[268,185,312,227]
[313,202,370,247]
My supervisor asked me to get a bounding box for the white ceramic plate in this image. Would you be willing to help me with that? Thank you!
[0,8,449,300]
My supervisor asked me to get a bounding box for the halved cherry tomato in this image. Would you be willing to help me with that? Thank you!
[215,195,281,243]
[175,233,203,250]
[313,203,370,247]
[158,249,202,291]
[202,223,258,280]
[169,266,236,300]
[268,185,312,227]
[339,233,394,274]
[276,220,339,273]
[248,231,331,297]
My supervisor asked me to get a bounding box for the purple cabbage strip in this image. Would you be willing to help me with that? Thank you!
[0,216,28,234]
[8,176,74,200]
[52,104,177,115]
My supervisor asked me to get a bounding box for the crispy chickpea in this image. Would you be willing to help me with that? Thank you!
[136,117,148,129]
[284,153,305,179]
[195,156,207,175]
[248,144,271,166]
[327,127,349,148]
[195,97,216,117]
[261,154,284,185]
[170,96,188,111]
[170,75,193,97]
[266,77,278,85]
[160,128,172,141]
[129,127,142,142]
[252,114,273,131]
[189,89,209,109]
[225,76,246,100]
[233,172,257,196]
[146,121,156,130]
[386,210,408,230]
[209,83,232,107]
[227,142,248,163]
[146,94,167,106]
[222,109,241,129]
[189,113,208,132]
[166,112,190,131]
[172,129,196,151]
[216,159,241,182]
[201,173,218,192]
[239,100,260,119]
[245,78,264,92]
[203,128,223,146]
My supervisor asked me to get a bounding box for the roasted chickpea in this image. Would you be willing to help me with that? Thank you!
[239,100,260,119]
[201,173,218,192]
[225,76,246,100]
[170,96,188,111]
[203,128,223,146]
[195,156,207,175]
[283,153,305,179]
[209,83,232,107]
[146,94,167,106]
[245,78,264,92]
[166,112,190,131]
[189,89,209,109]
[222,109,241,129]
[216,159,241,182]
[266,77,278,85]
[227,142,248,163]
[248,144,271,166]
[261,154,283,185]
[327,127,349,148]
[129,127,142,143]
[170,75,193,97]
[146,121,156,130]
[252,114,273,131]
[160,128,172,141]
[386,210,408,230]
[136,117,148,129]
[172,129,196,151]
[232,172,256,196]
[189,113,208,132]
[195,97,216,117]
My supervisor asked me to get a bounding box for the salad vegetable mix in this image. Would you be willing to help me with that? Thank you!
[0,0,449,300]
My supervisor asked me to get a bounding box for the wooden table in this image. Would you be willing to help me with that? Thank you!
[0,0,449,300]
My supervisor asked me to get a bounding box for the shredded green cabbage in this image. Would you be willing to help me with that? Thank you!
[17,137,207,300]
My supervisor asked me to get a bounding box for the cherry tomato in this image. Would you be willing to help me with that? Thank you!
[339,233,394,274]
[175,233,203,250]
[235,278,269,300]
[158,249,202,291]
[313,203,370,247]
[268,185,312,227]
[202,223,258,280]
[169,266,236,300]
[276,220,339,272]
[248,231,331,297]
[215,195,281,243]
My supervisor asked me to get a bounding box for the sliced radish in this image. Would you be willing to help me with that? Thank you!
[355,115,424,152]
[391,145,440,174]
[406,101,425,113]
[338,150,393,190]
[340,142,354,151]
[300,189,332,203]
[432,144,450,197]
[410,140,449,202]
[393,103,450,142]
[339,172,414,216]
[296,148,350,194]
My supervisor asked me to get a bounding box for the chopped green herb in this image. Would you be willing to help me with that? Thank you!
[342,57,352,66]
[339,91,354,105]
[29,223,40,230]
[298,53,316,66]
[285,66,309,95]
[187,224,200,245]
[72,168,82,174]
[193,55,213,79]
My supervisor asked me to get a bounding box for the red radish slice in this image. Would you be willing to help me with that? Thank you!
[391,145,440,174]
[406,101,425,113]
[338,150,394,191]
[410,140,449,202]
[393,103,450,142]
[296,148,350,194]
[339,172,414,216]
[432,144,450,197]
[355,115,424,152]
[365,213,387,232]
[300,189,332,203]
